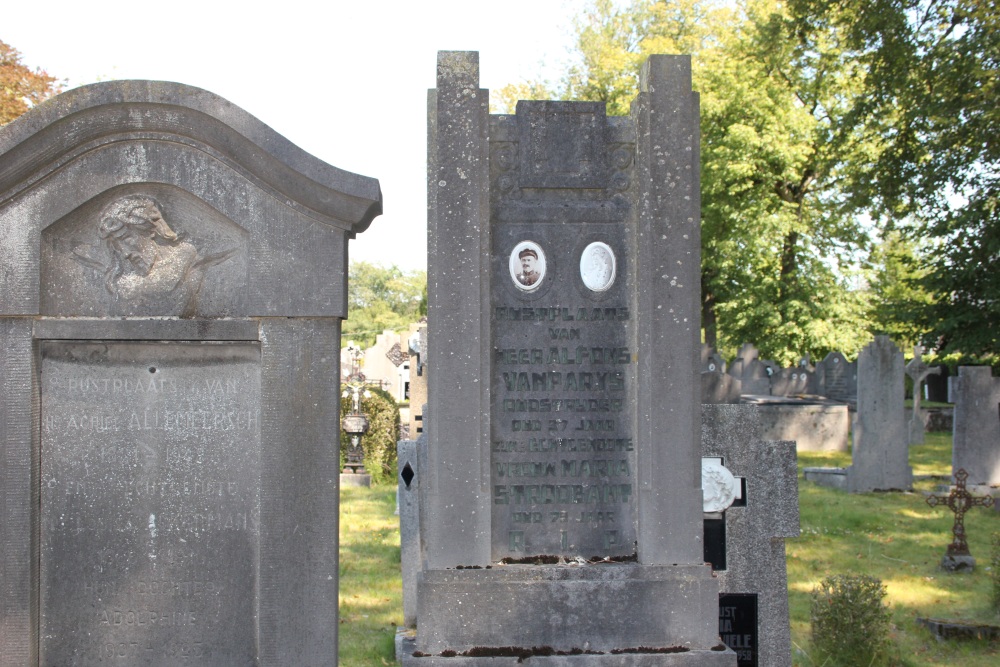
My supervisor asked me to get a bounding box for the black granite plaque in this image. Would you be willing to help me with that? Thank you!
[39,341,261,666]
[491,222,636,560]
[704,517,727,571]
[719,593,758,667]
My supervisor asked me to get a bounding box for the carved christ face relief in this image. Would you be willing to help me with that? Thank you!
[72,194,237,317]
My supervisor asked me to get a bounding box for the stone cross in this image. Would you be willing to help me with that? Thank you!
[905,344,941,444]
[925,468,994,571]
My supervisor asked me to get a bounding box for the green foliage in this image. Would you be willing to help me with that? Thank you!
[340,387,400,486]
[1,39,62,125]
[499,0,999,361]
[344,261,425,348]
[868,228,934,351]
[788,0,1000,356]
[532,0,880,364]
[810,574,892,666]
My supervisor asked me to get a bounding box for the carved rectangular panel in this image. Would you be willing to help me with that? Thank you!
[39,341,261,666]
[517,101,608,189]
[490,223,636,560]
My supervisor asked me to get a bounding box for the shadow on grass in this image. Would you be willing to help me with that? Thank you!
[790,432,1000,666]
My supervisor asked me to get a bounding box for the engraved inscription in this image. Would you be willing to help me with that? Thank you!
[39,342,261,666]
[492,300,635,557]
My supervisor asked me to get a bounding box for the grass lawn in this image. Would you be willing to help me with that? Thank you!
[339,486,402,667]
[339,431,1000,666]
[792,432,1000,666]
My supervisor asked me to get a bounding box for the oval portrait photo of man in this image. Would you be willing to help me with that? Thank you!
[509,241,546,292]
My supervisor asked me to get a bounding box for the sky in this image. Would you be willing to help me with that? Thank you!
[4,0,589,272]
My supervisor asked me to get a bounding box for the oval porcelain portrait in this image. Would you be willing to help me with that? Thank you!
[509,241,546,292]
[580,242,616,292]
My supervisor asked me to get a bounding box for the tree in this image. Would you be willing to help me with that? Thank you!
[868,228,934,351]
[498,1,880,364]
[1,39,62,125]
[343,261,426,348]
[788,0,1000,356]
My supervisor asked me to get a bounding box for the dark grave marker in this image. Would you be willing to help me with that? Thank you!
[719,594,758,667]
[925,468,994,571]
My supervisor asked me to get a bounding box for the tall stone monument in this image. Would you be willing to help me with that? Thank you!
[0,81,381,665]
[409,51,733,664]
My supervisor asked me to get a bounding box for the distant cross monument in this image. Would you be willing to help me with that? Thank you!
[925,468,994,571]
[905,345,941,444]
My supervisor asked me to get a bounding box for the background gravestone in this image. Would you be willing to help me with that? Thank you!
[702,405,799,667]
[905,345,941,445]
[816,351,857,403]
[847,336,912,493]
[0,81,381,666]
[949,366,1000,486]
[409,51,733,665]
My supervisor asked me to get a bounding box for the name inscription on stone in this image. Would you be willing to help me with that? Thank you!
[491,227,635,559]
[40,341,261,666]
[720,593,758,667]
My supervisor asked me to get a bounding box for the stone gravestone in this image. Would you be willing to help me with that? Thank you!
[741,359,773,396]
[0,81,381,665]
[949,366,1000,486]
[847,336,913,493]
[816,351,857,403]
[702,405,799,667]
[407,51,734,664]
[703,344,741,404]
[397,433,423,631]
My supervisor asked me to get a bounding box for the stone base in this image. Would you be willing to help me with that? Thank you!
[340,472,371,487]
[802,467,847,490]
[940,554,976,572]
[916,617,1000,640]
[414,564,724,655]
[399,634,736,666]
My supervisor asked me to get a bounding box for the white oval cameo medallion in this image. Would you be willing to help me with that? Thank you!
[702,459,739,513]
[580,242,616,292]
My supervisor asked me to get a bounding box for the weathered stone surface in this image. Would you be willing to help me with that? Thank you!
[416,565,722,653]
[40,342,261,666]
[753,402,849,453]
[847,336,912,492]
[397,436,422,629]
[0,80,380,665]
[412,51,731,665]
[703,405,799,667]
[949,366,1000,485]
